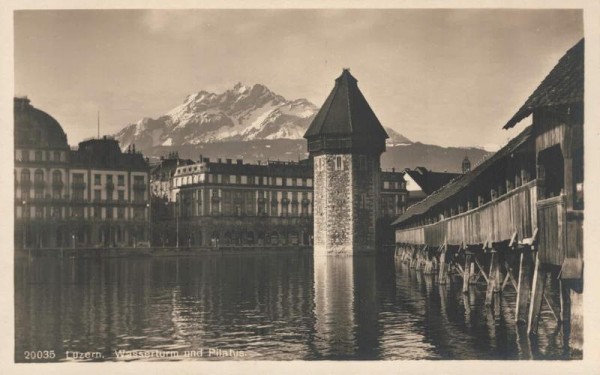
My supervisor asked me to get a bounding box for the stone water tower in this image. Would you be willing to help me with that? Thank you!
[304,69,388,256]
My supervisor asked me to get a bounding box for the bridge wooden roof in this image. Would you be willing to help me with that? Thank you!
[504,38,583,129]
[392,125,533,227]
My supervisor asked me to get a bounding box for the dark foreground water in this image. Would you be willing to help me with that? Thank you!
[15,251,569,361]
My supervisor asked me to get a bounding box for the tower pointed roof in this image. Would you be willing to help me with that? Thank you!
[304,69,388,139]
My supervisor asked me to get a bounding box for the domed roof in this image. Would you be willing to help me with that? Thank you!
[14,97,69,149]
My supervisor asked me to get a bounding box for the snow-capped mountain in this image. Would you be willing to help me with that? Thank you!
[114,82,411,150]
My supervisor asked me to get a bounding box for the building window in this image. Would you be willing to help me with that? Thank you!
[307,179,313,187]
[34,169,44,182]
[118,175,124,186]
[34,189,43,199]
[94,189,101,201]
[134,207,145,220]
[52,170,62,183]
[94,174,101,185]
[276,177,283,186]
[106,207,113,219]
[134,190,144,203]
[22,206,30,218]
[35,206,43,218]
[359,155,367,170]
[21,169,30,183]
[53,151,61,162]
[384,181,390,189]
[21,150,29,162]
[118,207,125,219]
[35,151,42,162]
[118,190,125,201]
[52,207,61,218]
[73,173,84,184]
[336,156,343,170]
[72,189,84,201]
[71,206,83,218]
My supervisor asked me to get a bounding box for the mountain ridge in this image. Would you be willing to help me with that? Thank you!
[114,82,412,149]
[113,83,490,172]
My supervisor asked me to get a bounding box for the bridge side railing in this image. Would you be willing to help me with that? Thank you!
[395,180,537,247]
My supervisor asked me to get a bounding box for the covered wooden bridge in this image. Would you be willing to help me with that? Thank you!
[392,39,584,352]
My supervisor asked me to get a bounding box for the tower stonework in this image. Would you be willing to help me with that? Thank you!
[304,69,388,256]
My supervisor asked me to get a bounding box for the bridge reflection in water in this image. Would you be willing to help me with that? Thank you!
[14,251,569,361]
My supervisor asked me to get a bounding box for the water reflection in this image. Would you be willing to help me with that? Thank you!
[14,252,569,361]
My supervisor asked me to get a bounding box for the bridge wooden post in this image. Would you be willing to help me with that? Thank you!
[527,253,545,335]
[516,246,533,324]
[485,245,498,307]
[462,246,472,293]
[469,260,477,284]
[438,242,449,285]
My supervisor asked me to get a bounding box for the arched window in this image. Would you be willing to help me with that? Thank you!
[34,169,44,182]
[21,169,30,182]
[52,170,62,183]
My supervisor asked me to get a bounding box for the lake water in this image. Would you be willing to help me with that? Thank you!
[14,251,570,361]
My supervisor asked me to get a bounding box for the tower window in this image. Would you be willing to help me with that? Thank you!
[336,156,343,170]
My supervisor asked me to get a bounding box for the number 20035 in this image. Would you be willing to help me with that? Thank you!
[23,350,56,360]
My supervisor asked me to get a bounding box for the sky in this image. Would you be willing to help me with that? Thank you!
[14,9,583,150]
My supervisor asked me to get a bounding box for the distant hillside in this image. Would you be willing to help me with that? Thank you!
[145,140,491,173]
[381,142,491,173]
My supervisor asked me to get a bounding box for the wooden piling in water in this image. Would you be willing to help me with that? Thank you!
[527,253,545,335]
[438,244,449,285]
[516,247,533,324]
[485,250,497,306]
[462,252,472,293]
[469,259,477,284]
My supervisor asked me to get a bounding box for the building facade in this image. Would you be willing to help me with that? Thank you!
[149,152,194,201]
[304,69,389,255]
[14,97,151,249]
[152,157,315,247]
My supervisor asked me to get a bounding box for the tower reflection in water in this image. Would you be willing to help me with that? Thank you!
[312,255,380,359]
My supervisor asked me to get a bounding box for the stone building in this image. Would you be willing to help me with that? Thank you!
[149,152,194,201]
[14,97,151,249]
[152,157,315,247]
[304,69,389,255]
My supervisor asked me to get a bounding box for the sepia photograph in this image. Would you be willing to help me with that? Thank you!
[4,1,600,372]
